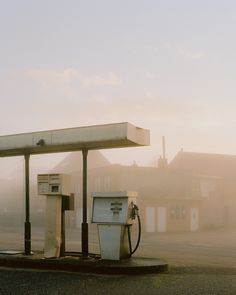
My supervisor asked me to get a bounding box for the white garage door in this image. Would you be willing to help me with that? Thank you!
[157,207,167,232]
[190,208,199,231]
[145,207,155,232]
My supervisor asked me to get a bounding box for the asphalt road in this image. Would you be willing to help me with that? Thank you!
[138,229,236,268]
[0,227,236,294]
[2,226,235,267]
[0,266,236,295]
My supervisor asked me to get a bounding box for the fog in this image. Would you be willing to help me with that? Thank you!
[1,2,236,263]
[0,148,235,267]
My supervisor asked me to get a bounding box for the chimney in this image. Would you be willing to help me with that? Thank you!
[158,136,168,169]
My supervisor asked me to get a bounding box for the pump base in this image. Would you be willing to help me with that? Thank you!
[0,252,168,275]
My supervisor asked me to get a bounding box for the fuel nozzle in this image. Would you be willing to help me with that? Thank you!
[130,202,139,220]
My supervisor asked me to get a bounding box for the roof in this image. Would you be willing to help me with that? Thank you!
[51,150,110,173]
[169,151,236,178]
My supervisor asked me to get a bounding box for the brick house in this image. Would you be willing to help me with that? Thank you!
[46,150,236,232]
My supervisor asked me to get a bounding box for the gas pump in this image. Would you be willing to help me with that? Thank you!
[37,174,74,258]
[92,191,141,260]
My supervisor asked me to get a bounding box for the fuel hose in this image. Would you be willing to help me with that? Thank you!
[127,213,141,256]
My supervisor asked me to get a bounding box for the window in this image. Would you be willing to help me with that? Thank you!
[170,207,186,219]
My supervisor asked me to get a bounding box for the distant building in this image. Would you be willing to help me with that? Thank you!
[168,151,236,231]
[2,149,235,232]
[51,150,236,232]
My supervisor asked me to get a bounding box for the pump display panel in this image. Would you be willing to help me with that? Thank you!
[92,191,137,225]
[37,174,71,196]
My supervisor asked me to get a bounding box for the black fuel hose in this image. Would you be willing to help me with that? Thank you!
[127,214,141,256]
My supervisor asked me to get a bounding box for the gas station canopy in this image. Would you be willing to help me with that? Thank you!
[0,122,150,157]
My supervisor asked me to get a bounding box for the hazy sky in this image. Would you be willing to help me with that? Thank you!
[1,0,236,167]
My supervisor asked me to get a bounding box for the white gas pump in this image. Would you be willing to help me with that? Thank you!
[37,174,74,258]
[92,191,141,260]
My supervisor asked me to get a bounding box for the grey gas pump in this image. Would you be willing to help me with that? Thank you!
[37,174,74,258]
[92,191,141,260]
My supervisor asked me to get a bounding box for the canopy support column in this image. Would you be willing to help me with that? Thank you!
[24,154,31,255]
[81,149,88,257]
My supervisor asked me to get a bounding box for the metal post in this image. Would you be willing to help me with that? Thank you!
[60,206,65,257]
[24,154,31,255]
[81,149,88,257]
